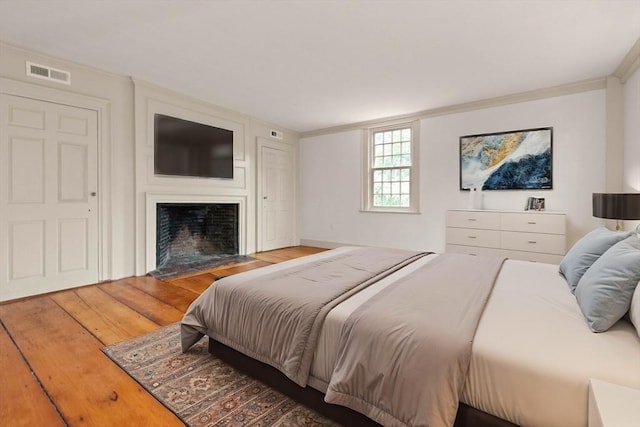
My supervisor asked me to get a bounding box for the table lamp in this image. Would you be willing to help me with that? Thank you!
[592,193,640,233]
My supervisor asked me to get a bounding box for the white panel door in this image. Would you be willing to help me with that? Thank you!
[0,94,98,301]
[260,145,293,251]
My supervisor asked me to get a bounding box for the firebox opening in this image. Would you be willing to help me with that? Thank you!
[151,203,250,279]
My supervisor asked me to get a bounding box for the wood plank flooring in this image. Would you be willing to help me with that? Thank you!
[0,246,325,427]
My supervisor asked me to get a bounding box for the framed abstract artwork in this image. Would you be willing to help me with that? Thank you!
[459,127,553,191]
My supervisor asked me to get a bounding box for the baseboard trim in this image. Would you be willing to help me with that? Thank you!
[300,239,359,249]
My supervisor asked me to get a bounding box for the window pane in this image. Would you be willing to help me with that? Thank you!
[383,143,392,156]
[401,182,410,194]
[402,128,411,141]
[400,195,410,206]
[375,145,384,157]
[373,183,382,194]
[391,169,400,181]
[392,143,401,155]
[391,182,400,194]
[392,130,402,142]
[374,132,383,144]
[374,157,384,167]
[401,168,410,180]
[383,131,392,143]
[402,142,410,154]
[373,170,382,182]
[374,195,382,206]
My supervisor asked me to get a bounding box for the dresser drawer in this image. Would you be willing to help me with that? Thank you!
[447,244,504,257]
[503,250,564,264]
[500,231,566,255]
[446,227,500,248]
[446,210,500,230]
[501,212,566,235]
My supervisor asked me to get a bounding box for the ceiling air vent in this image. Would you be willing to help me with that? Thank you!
[26,61,71,85]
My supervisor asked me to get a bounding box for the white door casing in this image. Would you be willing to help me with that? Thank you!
[0,94,99,301]
[258,140,295,252]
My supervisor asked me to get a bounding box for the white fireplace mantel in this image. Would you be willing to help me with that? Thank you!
[144,192,247,273]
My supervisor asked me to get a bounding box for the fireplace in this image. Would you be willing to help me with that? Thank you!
[152,202,247,278]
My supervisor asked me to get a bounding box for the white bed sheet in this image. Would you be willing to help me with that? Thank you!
[461,259,640,427]
[308,257,640,427]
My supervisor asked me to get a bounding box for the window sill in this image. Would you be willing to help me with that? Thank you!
[360,208,421,214]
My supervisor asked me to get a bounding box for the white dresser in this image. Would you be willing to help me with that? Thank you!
[446,209,566,263]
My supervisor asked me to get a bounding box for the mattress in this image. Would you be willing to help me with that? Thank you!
[308,256,640,427]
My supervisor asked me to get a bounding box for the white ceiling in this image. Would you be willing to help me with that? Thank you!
[0,0,639,133]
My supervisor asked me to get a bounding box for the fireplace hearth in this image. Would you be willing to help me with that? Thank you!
[150,203,250,279]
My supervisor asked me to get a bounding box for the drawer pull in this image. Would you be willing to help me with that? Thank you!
[527,221,537,225]
[467,218,477,222]
[527,240,537,244]
[468,236,477,239]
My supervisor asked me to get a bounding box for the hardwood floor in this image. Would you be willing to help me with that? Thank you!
[0,246,325,427]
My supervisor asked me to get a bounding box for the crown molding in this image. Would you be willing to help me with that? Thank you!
[614,37,640,83]
[300,78,606,139]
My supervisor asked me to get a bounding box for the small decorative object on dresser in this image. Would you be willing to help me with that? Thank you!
[446,209,566,263]
[526,197,546,211]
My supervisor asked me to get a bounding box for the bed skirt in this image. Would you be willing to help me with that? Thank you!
[208,338,517,427]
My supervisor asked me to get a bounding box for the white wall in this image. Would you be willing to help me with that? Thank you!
[0,43,299,282]
[0,42,136,280]
[300,89,608,252]
[624,67,640,192]
[623,67,640,233]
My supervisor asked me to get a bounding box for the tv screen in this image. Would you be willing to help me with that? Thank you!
[154,114,234,179]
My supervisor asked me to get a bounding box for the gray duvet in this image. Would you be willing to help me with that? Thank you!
[181,246,427,386]
[325,253,505,427]
[180,248,504,427]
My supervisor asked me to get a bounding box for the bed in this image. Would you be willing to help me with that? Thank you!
[181,244,640,427]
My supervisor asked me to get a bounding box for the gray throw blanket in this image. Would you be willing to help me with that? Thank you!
[325,253,505,427]
[181,246,427,386]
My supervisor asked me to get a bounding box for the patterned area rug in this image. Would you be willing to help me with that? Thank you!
[103,323,339,427]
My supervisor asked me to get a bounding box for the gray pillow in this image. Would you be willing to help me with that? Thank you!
[559,227,631,292]
[575,236,640,332]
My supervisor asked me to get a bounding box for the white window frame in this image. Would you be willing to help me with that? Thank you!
[361,120,420,213]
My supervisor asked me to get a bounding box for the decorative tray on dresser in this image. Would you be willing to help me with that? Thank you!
[446,209,566,263]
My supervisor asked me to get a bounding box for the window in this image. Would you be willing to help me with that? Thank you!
[362,120,419,213]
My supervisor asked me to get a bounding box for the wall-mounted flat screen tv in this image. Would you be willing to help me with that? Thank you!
[154,113,234,179]
[460,127,552,190]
